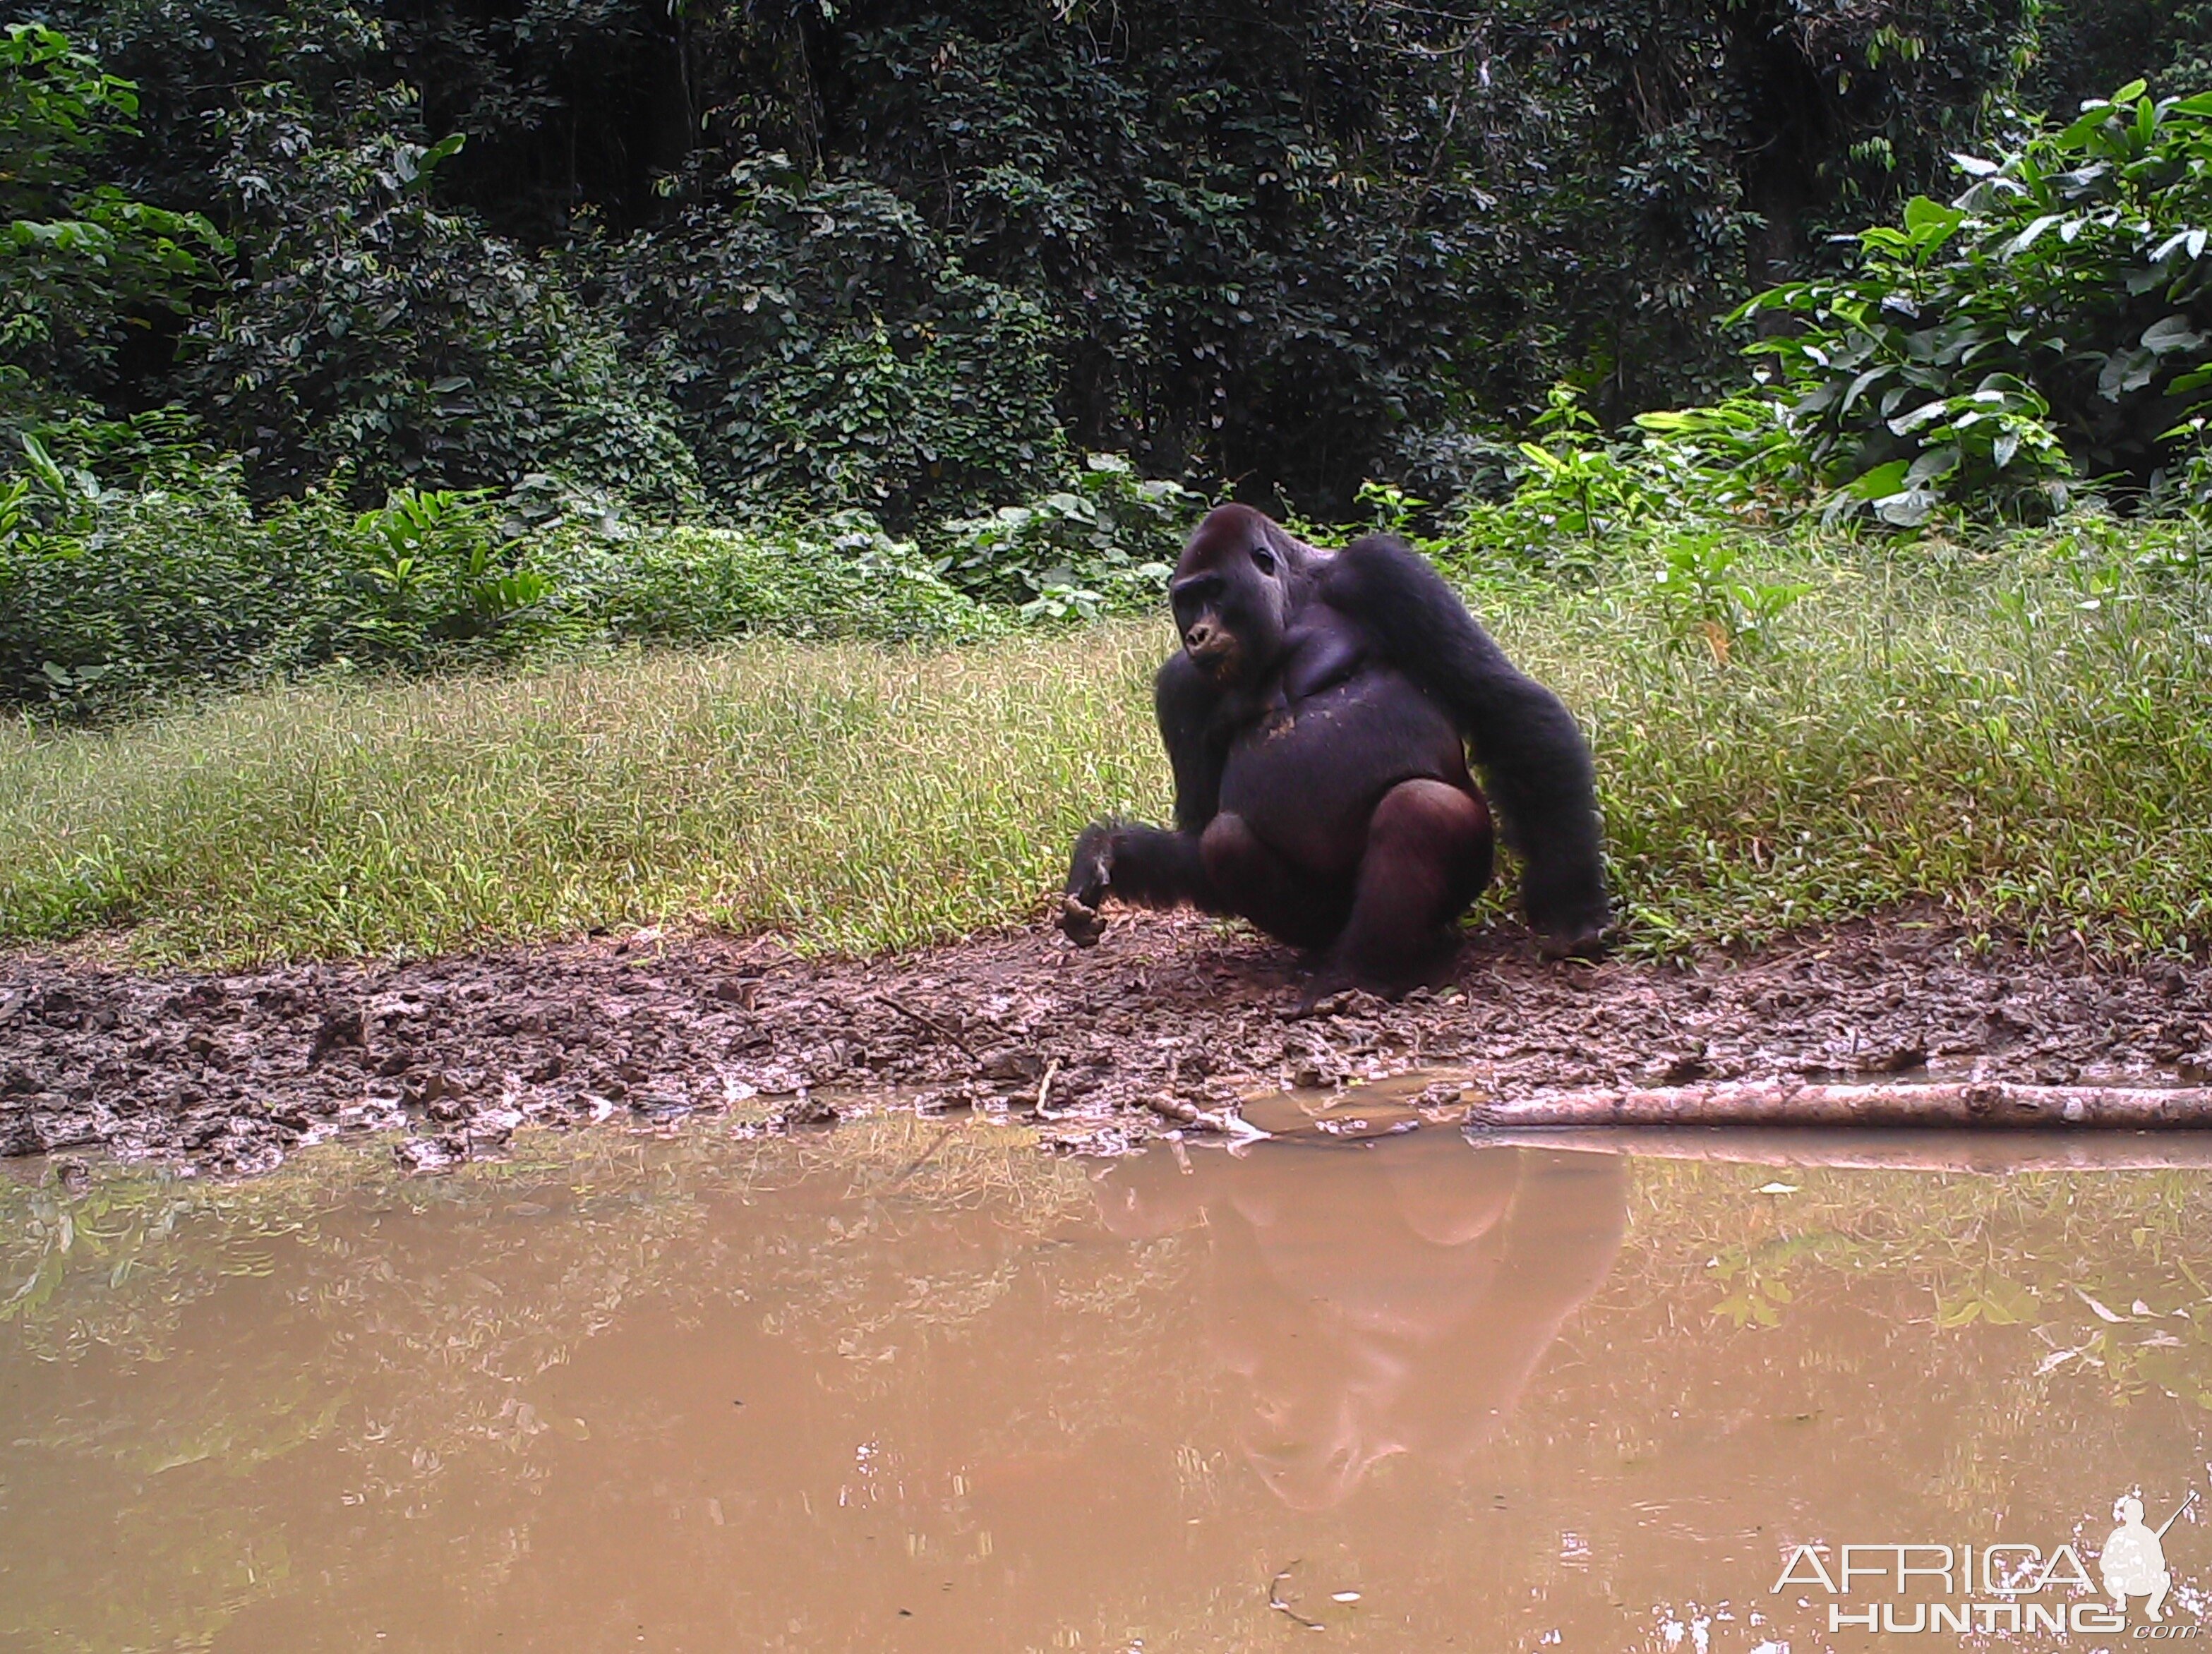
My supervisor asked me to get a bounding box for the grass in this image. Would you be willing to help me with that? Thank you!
[0,630,1166,960]
[6,524,2212,965]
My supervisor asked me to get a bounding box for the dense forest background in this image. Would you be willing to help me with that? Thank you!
[8,0,2208,524]
[12,0,2212,962]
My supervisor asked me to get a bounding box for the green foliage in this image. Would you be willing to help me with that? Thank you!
[178,87,699,508]
[0,24,222,425]
[1440,385,1803,572]
[1504,387,1683,545]
[1647,531,1817,661]
[0,456,567,712]
[335,490,579,666]
[0,438,303,710]
[1739,85,2212,521]
[931,454,1197,622]
[571,518,992,647]
[0,452,985,718]
[2024,0,2212,114]
[32,0,2046,513]
[606,152,1068,526]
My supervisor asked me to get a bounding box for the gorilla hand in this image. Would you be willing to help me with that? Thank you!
[1060,822,1115,946]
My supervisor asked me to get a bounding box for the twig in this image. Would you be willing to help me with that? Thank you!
[1267,1562,1326,1633]
[885,1122,962,1190]
[872,994,981,1063]
[1465,1080,2212,1130]
[1146,1095,1270,1141]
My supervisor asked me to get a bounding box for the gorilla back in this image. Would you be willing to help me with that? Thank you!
[1062,504,1606,997]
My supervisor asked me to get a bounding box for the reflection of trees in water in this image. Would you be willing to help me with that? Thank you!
[11,1128,2212,1470]
[1601,1159,2212,1419]
[1,1118,1141,1650]
[1,1116,1113,1461]
[1095,1141,1628,1509]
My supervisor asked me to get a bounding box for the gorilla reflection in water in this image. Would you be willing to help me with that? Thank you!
[1093,1137,1627,1510]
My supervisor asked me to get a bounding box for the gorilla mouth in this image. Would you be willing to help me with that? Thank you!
[1186,636,1242,677]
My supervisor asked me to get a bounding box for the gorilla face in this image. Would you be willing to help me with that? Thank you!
[1170,505,1300,684]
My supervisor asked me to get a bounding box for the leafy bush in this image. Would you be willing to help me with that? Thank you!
[327,490,584,667]
[931,454,1198,620]
[178,87,700,508]
[0,440,325,711]
[0,445,987,718]
[1438,386,1801,570]
[1647,531,1817,663]
[572,518,991,646]
[606,152,1069,526]
[0,456,575,712]
[1738,83,2212,523]
[0,24,222,426]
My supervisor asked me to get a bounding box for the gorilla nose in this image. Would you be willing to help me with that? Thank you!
[1184,620,1220,653]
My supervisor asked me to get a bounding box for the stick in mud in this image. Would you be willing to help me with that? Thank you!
[870,994,982,1063]
[1464,1080,2212,1130]
[1145,1094,1266,1140]
[1266,1563,1326,1634]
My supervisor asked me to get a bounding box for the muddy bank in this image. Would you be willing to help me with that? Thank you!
[5,912,2211,1173]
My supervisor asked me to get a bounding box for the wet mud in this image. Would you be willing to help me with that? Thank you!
[6,910,2212,1173]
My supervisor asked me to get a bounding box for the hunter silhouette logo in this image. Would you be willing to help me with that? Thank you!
[2103,1490,2197,1622]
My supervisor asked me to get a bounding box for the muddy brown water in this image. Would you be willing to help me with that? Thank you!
[6,1116,2212,1651]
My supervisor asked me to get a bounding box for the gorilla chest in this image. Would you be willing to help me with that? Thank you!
[1216,670,1470,870]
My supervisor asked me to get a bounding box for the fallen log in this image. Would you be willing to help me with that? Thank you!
[1467,1125,2212,1174]
[1462,1080,2212,1130]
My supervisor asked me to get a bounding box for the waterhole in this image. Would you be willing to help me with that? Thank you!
[4,1117,2211,1650]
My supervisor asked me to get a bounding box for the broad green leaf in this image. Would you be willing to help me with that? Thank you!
[1850,459,1913,497]
[2004,215,2063,256]
[1904,444,1961,488]
[1888,399,1951,436]
[2141,315,2205,354]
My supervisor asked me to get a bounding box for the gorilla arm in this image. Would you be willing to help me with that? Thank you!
[1059,651,1233,944]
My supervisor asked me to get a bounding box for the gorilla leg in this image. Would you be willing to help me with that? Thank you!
[1320,780,1493,995]
[1198,811,1350,949]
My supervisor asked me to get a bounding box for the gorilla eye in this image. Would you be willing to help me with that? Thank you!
[1251,545,1278,575]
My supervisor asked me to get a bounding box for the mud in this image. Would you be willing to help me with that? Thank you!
[6,910,2211,1173]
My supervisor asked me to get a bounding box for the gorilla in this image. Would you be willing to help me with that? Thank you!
[1060,504,1606,997]
[1091,1136,1629,1510]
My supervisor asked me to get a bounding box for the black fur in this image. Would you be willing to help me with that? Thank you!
[1317,535,1609,946]
[1060,504,1606,993]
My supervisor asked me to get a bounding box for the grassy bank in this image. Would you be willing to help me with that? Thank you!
[6,529,2212,965]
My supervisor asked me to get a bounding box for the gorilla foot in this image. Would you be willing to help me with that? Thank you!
[1535,923,1609,963]
[1297,934,1462,1013]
